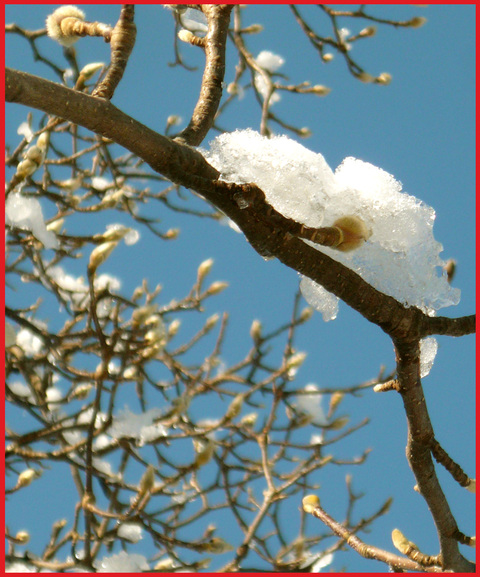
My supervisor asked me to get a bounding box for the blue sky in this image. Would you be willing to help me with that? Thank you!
[5,4,475,572]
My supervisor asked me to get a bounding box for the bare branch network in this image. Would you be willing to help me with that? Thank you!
[5,4,475,573]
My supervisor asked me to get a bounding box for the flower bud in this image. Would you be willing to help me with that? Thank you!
[298,127,312,138]
[329,415,349,430]
[409,16,427,28]
[15,531,30,545]
[332,215,372,252]
[17,468,38,488]
[302,494,320,514]
[299,307,313,322]
[70,383,93,400]
[205,313,220,331]
[285,351,307,370]
[250,319,262,342]
[311,85,331,96]
[46,218,64,233]
[79,62,104,80]
[241,24,263,34]
[329,392,344,415]
[239,412,258,427]
[205,281,228,296]
[322,53,334,62]
[197,258,214,284]
[376,72,392,85]
[359,25,377,37]
[193,439,215,468]
[46,5,86,47]
[164,228,180,239]
[138,464,156,495]
[132,304,159,326]
[225,393,244,421]
[123,366,137,380]
[357,72,375,83]
[88,240,118,273]
[167,319,181,338]
[178,29,195,43]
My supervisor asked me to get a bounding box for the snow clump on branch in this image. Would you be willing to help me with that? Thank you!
[204,129,460,323]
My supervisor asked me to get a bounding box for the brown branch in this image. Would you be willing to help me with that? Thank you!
[394,339,475,572]
[430,438,470,488]
[174,5,233,146]
[420,314,476,337]
[5,68,219,185]
[5,68,473,345]
[92,5,137,100]
[303,496,443,572]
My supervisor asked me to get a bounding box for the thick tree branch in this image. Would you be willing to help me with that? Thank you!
[5,67,474,345]
[5,68,219,185]
[394,340,475,572]
[174,5,232,146]
[92,4,137,100]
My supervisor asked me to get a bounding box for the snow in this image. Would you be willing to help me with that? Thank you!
[205,130,460,318]
[255,50,285,73]
[295,384,329,427]
[95,551,149,573]
[254,50,285,103]
[6,192,59,249]
[108,407,168,446]
[117,523,143,543]
[419,337,438,378]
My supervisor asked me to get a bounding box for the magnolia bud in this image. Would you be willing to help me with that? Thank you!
[46,5,86,47]
[205,313,220,330]
[466,478,476,494]
[70,383,93,400]
[225,393,244,421]
[376,72,392,85]
[17,468,38,488]
[88,240,118,273]
[205,281,228,296]
[359,25,376,37]
[193,439,215,468]
[167,319,181,338]
[298,127,312,138]
[333,215,372,252]
[15,531,30,544]
[46,218,64,233]
[285,351,307,370]
[302,494,320,514]
[239,412,258,427]
[311,85,331,96]
[322,53,334,62]
[329,392,344,414]
[250,319,262,342]
[197,258,214,284]
[178,29,195,43]
[329,416,349,430]
[79,62,104,80]
[409,16,427,28]
[299,307,313,322]
[241,24,263,34]
[357,72,375,83]
[138,465,156,495]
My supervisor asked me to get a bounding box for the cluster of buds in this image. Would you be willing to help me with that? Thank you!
[13,131,49,184]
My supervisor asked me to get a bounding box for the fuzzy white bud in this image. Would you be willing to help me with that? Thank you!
[46,5,86,47]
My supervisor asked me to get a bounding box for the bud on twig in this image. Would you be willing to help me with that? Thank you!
[88,240,118,273]
[302,494,320,514]
[138,464,156,495]
[408,16,427,28]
